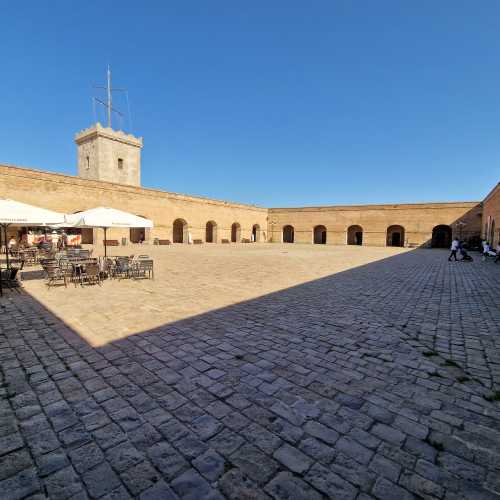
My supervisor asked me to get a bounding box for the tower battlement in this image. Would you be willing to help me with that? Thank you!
[75,123,143,187]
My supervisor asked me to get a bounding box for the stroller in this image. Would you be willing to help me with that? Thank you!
[459,248,473,261]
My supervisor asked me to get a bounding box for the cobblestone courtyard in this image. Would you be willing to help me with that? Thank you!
[1,245,499,499]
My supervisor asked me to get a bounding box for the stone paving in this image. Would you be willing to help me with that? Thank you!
[0,245,499,499]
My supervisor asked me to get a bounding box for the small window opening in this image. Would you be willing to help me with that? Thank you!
[86,156,90,169]
[118,158,124,169]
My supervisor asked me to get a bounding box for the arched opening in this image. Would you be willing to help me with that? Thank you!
[283,225,294,243]
[431,225,452,248]
[173,218,188,243]
[206,221,217,243]
[313,225,327,244]
[347,225,363,245]
[387,225,405,247]
[130,215,147,244]
[252,224,260,242]
[231,223,241,243]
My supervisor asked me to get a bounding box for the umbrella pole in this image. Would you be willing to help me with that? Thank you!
[104,227,107,258]
[3,225,10,270]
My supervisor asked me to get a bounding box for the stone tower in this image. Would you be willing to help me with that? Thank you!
[75,123,143,187]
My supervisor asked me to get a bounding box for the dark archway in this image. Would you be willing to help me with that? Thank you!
[252,224,260,242]
[313,225,327,244]
[130,215,147,244]
[206,221,217,243]
[231,223,241,243]
[387,225,405,247]
[347,225,363,246]
[173,218,188,243]
[283,225,294,243]
[431,225,452,248]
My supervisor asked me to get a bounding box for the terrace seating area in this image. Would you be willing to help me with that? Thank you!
[39,252,154,288]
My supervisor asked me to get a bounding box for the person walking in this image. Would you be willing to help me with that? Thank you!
[448,237,459,261]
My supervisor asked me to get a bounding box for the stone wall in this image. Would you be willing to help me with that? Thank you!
[75,125,142,187]
[482,183,500,246]
[0,164,268,245]
[0,163,487,248]
[268,202,482,247]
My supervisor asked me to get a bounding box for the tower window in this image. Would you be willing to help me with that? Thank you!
[86,156,90,169]
[118,158,124,169]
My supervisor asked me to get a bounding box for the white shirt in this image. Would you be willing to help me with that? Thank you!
[451,240,459,250]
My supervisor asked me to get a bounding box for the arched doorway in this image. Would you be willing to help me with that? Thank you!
[130,214,147,243]
[231,223,241,243]
[206,221,217,243]
[313,225,327,244]
[252,224,260,242]
[173,218,188,243]
[283,225,294,243]
[347,225,363,245]
[431,225,452,248]
[387,225,405,247]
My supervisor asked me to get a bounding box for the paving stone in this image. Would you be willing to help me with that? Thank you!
[68,442,104,473]
[231,444,280,486]
[219,469,271,500]
[369,453,401,482]
[273,443,313,474]
[106,441,144,472]
[171,468,221,500]
[82,462,121,498]
[139,480,179,500]
[128,423,162,451]
[147,442,187,479]
[28,428,60,456]
[0,467,40,499]
[0,449,33,481]
[92,423,127,450]
[190,414,223,440]
[175,434,209,460]
[208,428,245,457]
[336,436,374,465]
[371,423,407,445]
[0,433,24,456]
[241,422,282,454]
[192,449,226,481]
[372,476,415,500]
[265,471,323,500]
[303,420,339,445]
[299,436,336,464]
[120,460,161,496]
[44,466,83,500]
[304,462,358,500]
[35,449,70,477]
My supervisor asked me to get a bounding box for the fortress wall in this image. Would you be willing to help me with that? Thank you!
[0,163,486,248]
[268,202,482,246]
[482,183,500,246]
[0,164,268,244]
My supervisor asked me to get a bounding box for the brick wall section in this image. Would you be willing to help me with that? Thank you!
[482,183,500,246]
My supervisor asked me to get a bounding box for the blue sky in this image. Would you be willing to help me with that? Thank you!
[1,1,499,207]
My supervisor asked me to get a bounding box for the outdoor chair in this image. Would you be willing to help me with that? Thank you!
[114,257,131,279]
[80,263,101,286]
[45,263,68,289]
[132,259,154,280]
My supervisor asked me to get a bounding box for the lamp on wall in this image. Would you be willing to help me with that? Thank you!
[455,220,466,240]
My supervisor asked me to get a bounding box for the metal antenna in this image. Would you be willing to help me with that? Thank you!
[93,66,128,129]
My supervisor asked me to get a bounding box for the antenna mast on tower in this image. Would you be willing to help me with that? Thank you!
[93,66,130,129]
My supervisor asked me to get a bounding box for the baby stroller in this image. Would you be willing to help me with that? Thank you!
[460,248,473,261]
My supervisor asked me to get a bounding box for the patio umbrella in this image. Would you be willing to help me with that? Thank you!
[0,198,66,267]
[0,199,66,296]
[62,207,153,257]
